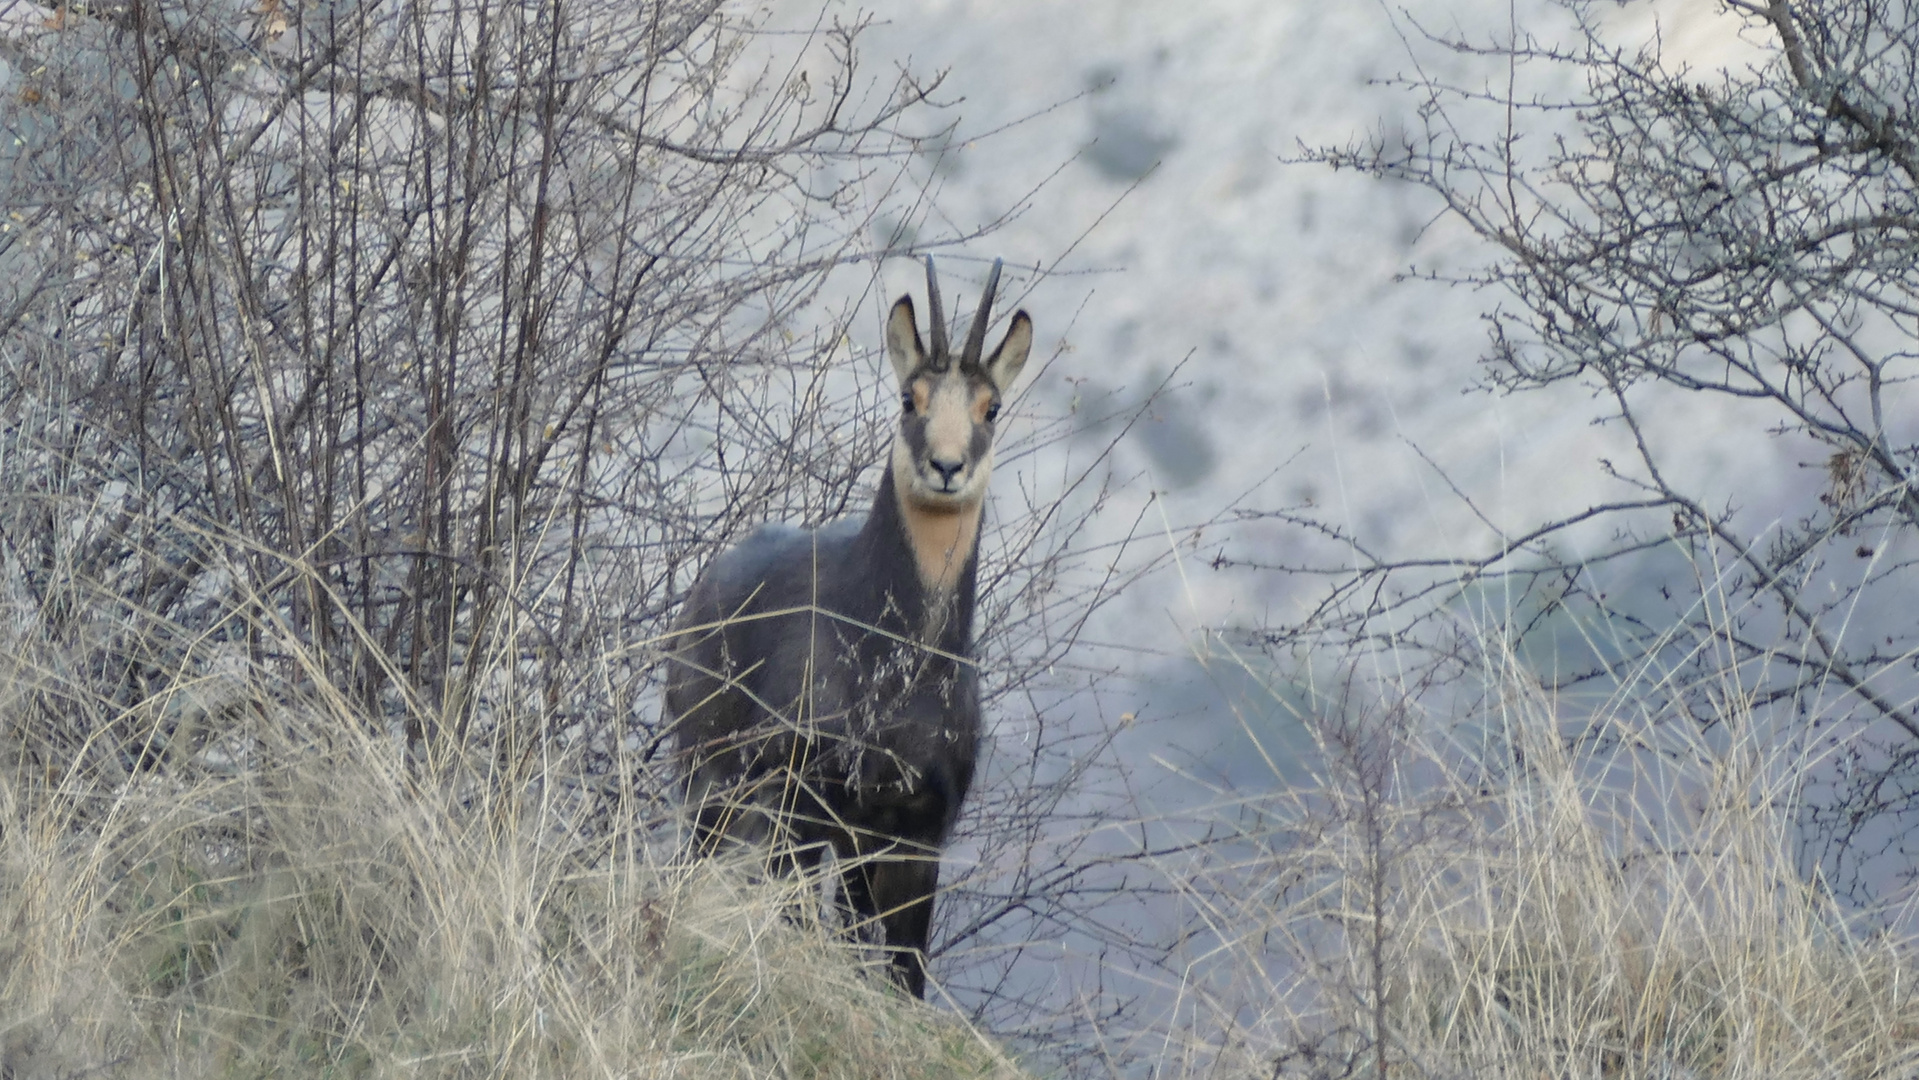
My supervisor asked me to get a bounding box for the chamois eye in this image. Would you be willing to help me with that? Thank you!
[985,402,1001,423]
[901,390,916,414]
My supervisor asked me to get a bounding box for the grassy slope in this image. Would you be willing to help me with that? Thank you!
[0,704,1027,1080]
[7,651,1919,1078]
[1169,646,1919,1079]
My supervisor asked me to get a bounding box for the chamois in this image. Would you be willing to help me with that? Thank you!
[665,257,1032,998]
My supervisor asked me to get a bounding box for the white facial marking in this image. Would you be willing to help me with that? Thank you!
[899,369,996,508]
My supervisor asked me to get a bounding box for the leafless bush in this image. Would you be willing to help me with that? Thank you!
[0,0,1193,1060]
[0,0,962,790]
[1274,0,1919,901]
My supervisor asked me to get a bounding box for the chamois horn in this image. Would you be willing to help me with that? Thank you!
[961,258,1004,369]
[923,256,949,365]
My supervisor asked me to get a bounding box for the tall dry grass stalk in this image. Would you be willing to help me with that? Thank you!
[1160,638,1919,1079]
[0,650,1029,1079]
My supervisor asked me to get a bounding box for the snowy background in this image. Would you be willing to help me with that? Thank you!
[794,0,1787,757]
[822,0,1869,1029]
[749,0,1824,1043]
[828,0,1778,633]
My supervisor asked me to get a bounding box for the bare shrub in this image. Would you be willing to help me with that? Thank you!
[0,0,949,792]
[1275,0,1919,901]
[0,0,1182,1059]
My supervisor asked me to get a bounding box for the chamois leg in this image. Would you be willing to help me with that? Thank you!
[832,829,879,928]
[684,762,775,856]
[846,845,940,998]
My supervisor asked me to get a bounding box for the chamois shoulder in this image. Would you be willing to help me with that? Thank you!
[688,516,864,614]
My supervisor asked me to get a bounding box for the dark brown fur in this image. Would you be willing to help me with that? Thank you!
[664,258,1032,997]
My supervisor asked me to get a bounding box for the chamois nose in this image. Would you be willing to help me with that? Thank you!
[928,457,964,487]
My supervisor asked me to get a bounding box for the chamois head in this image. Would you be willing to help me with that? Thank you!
[885,257,1033,512]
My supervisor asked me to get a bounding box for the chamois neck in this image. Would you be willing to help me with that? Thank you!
[897,490,982,598]
[861,466,981,645]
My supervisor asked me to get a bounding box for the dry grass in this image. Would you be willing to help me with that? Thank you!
[1174,646,1919,1080]
[7,588,1919,1080]
[1380,754,1919,1076]
[11,640,1919,1080]
[0,690,1028,1080]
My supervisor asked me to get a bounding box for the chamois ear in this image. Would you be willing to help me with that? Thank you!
[983,311,1033,392]
[885,296,924,384]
